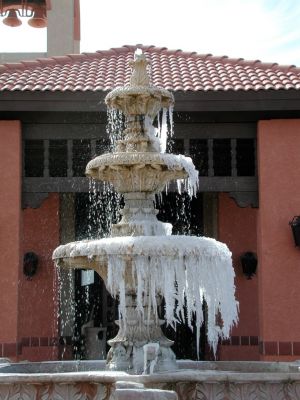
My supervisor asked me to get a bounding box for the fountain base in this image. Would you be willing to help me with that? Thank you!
[1,360,300,400]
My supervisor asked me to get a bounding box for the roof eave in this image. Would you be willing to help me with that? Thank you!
[0,88,300,113]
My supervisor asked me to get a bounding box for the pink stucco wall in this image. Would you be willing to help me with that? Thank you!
[19,193,60,361]
[0,121,22,351]
[0,119,61,361]
[257,119,300,360]
[218,193,259,360]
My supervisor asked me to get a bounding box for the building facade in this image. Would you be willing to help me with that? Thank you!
[0,45,300,362]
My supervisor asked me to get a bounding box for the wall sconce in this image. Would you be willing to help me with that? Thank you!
[289,216,300,247]
[23,252,38,279]
[240,252,257,280]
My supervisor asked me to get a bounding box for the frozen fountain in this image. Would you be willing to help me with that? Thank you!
[53,49,238,374]
[2,51,300,400]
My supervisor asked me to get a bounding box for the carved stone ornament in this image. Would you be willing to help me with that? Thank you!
[1,365,300,400]
[0,383,108,400]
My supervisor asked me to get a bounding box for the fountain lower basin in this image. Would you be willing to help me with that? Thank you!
[1,360,300,399]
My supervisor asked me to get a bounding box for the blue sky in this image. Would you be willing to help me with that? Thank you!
[1,0,300,66]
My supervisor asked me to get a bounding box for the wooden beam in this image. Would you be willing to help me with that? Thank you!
[23,176,257,194]
[1,89,300,113]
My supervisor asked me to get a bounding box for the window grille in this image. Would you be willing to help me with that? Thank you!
[24,137,256,179]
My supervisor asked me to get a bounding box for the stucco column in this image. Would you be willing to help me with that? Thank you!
[257,119,300,361]
[0,121,22,359]
[218,193,259,361]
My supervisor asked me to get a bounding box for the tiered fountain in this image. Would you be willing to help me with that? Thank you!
[2,50,300,400]
[52,49,238,374]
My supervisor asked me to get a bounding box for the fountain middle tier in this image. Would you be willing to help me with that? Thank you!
[86,152,198,195]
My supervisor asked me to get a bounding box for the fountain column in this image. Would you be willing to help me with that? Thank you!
[107,295,176,373]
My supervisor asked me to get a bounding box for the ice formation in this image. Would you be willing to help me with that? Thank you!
[54,235,238,355]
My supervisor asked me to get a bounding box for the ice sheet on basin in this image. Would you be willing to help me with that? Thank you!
[53,235,230,258]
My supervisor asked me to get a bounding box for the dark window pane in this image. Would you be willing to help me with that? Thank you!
[49,140,67,177]
[166,138,184,154]
[73,139,91,177]
[156,192,203,236]
[213,139,231,176]
[24,140,43,177]
[96,139,110,156]
[172,138,184,154]
[190,139,208,176]
[236,139,255,176]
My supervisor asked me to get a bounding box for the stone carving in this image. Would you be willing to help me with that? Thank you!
[0,384,37,400]
[0,383,108,400]
[285,382,300,400]
[187,381,298,400]
[175,382,197,400]
[2,365,300,400]
[40,384,82,400]
[227,383,259,400]
[194,383,227,400]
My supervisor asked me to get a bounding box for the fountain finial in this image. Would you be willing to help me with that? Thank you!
[105,49,173,117]
[129,49,150,87]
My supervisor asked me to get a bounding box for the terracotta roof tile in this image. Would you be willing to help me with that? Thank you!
[0,44,300,92]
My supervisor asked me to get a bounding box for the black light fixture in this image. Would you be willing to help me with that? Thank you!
[23,252,39,278]
[289,216,300,247]
[240,252,257,280]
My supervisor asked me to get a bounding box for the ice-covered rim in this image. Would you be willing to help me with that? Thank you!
[86,153,199,197]
[105,86,174,103]
[53,235,238,357]
[86,152,188,169]
[53,235,230,259]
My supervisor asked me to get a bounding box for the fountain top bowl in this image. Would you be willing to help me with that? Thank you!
[105,50,174,118]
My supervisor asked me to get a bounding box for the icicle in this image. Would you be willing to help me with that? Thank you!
[107,255,127,325]
[168,106,174,138]
[161,154,199,198]
[160,108,168,153]
[134,256,146,319]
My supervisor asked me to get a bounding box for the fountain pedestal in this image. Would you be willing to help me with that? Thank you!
[107,295,176,374]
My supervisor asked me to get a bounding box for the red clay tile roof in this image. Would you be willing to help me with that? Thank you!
[0,44,300,92]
